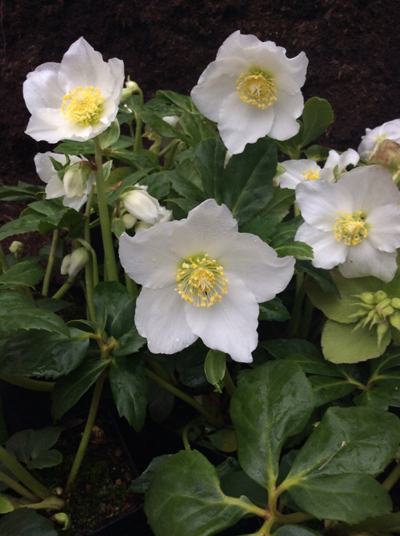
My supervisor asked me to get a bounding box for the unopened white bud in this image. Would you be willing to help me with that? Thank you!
[122,188,162,225]
[122,213,137,229]
[63,163,91,198]
[9,241,24,255]
[61,248,90,278]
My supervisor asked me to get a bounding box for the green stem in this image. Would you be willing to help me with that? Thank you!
[182,421,193,451]
[0,243,10,273]
[158,139,179,159]
[83,188,97,322]
[289,281,306,337]
[145,368,221,428]
[0,470,39,502]
[93,137,119,282]
[134,88,144,152]
[42,229,59,297]
[0,374,54,392]
[223,366,236,396]
[65,370,107,492]
[125,272,138,298]
[128,119,135,141]
[162,139,180,168]
[52,277,75,300]
[383,462,400,491]
[0,445,50,500]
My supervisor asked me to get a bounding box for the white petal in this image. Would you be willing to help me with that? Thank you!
[119,227,179,288]
[296,223,348,269]
[366,204,400,252]
[220,233,295,302]
[185,274,259,363]
[191,57,247,122]
[23,63,64,111]
[267,91,303,140]
[216,31,263,61]
[296,180,352,231]
[279,159,321,189]
[45,178,65,199]
[218,91,275,154]
[62,194,87,211]
[34,152,64,184]
[338,165,398,213]
[169,199,238,260]
[337,148,359,170]
[339,240,398,282]
[135,287,198,354]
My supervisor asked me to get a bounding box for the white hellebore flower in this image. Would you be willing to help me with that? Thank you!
[23,37,124,143]
[34,152,95,211]
[122,186,172,226]
[295,165,400,282]
[358,119,400,158]
[61,248,90,278]
[191,30,308,154]
[279,149,359,189]
[119,199,295,362]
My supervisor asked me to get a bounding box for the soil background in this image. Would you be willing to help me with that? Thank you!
[1,0,399,219]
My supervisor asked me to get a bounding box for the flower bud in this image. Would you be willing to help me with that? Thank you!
[63,163,92,198]
[122,213,137,229]
[61,248,90,278]
[391,298,400,309]
[9,241,24,255]
[374,290,388,303]
[120,80,140,103]
[51,512,72,530]
[390,311,400,330]
[377,321,390,346]
[357,292,375,305]
[380,305,394,317]
[376,298,392,313]
[122,188,163,225]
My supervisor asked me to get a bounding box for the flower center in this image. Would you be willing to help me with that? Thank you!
[302,169,320,181]
[237,68,277,109]
[334,210,368,246]
[175,254,228,307]
[62,86,104,126]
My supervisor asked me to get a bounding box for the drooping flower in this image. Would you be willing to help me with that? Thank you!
[61,248,90,278]
[278,149,359,189]
[23,37,124,143]
[295,165,400,282]
[34,152,95,211]
[119,199,295,362]
[358,119,400,158]
[122,186,172,226]
[190,30,308,155]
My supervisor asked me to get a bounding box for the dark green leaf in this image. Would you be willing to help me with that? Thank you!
[167,171,206,203]
[144,450,255,536]
[36,298,73,312]
[308,375,356,406]
[109,356,148,431]
[0,213,44,241]
[275,241,313,259]
[303,144,331,161]
[0,261,44,289]
[299,97,334,148]
[156,90,197,112]
[111,299,146,357]
[0,290,34,308]
[54,139,95,155]
[111,148,159,170]
[133,104,189,141]
[204,350,226,392]
[52,358,109,421]
[230,361,315,490]
[274,525,322,536]
[258,298,290,321]
[296,260,339,295]
[263,338,322,360]
[0,328,89,379]
[259,187,295,221]
[179,112,217,144]
[130,454,172,493]
[220,469,268,509]
[92,282,131,333]
[6,427,63,466]
[0,509,58,536]
[0,306,68,336]
[0,183,43,202]
[269,217,303,248]
[240,215,279,243]
[194,138,226,202]
[353,387,390,410]
[27,450,62,469]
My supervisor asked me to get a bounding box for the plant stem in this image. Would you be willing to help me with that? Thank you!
[145,368,221,428]
[0,470,39,502]
[52,277,75,300]
[93,137,119,282]
[0,243,10,273]
[383,462,400,491]
[223,366,236,396]
[0,374,54,392]
[0,445,50,500]
[125,272,138,298]
[42,229,59,297]
[65,369,107,492]
[134,88,144,152]
[83,187,97,322]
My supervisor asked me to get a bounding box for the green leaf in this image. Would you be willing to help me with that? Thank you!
[92,282,131,332]
[130,454,172,493]
[259,187,295,221]
[0,261,44,290]
[220,468,268,508]
[156,90,196,112]
[269,217,303,249]
[240,215,279,243]
[371,346,400,374]
[0,290,34,308]
[54,139,95,155]
[0,183,43,202]
[111,298,146,356]
[109,356,148,432]
[263,338,322,360]
[52,358,109,421]
[111,148,159,170]
[289,474,391,523]
[144,450,255,536]
[275,241,313,259]
[167,171,206,203]
[0,213,44,241]
[0,306,69,336]
[303,144,331,161]
[230,361,315,490]
[0,496,14,514]
[321,320,391,364]
[222,137,277,225]
[204,350,226,392]
[296,260,339,295]
[179,112,217,144]
[274,525,322,536]
[353,387,390,410]
[6,427,63,467]
[194,137,226,202]
[259,297,290,321]
[208,430,237,453]
[0,328,89,379]
[308,375,356,406]
[299,97,334,148]
[0,508,58,536]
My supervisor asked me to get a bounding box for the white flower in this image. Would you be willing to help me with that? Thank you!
[278,149,359,189]
[119,199,295,362]
[61,248,90,278]
[358,119,400,158]
[122,187,172,225]
[34,152,95,211]
[23,37,124,143]
[190,31,308,154]
[295,165,400,282]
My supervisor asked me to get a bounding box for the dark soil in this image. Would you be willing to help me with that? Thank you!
[1,0,399,236]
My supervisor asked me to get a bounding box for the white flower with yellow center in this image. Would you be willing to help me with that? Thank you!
[295,165,400,282]
[358,119,400,158]
[119,199,295,362]
[23,37,124,143]
[190,31,308,155]
[34,152,95,211]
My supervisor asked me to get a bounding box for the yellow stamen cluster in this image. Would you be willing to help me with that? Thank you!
[237,68,277,109]
[302,169,320,181]
[175,254,228,307]
[62,86,103,126]
[334,210,368,246]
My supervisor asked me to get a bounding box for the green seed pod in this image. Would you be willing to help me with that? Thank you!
[374,290,388,303]
[376,298,392,312]
[357,292,376,305]
[377,321,390,346]
[391,297,400,309]
[389,311,400,330]
[381,305,395,317]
